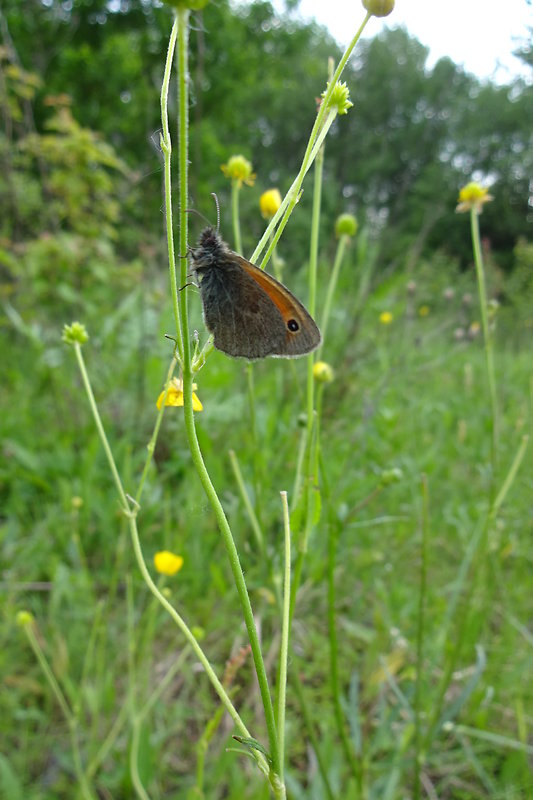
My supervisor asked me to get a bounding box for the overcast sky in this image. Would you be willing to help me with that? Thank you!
[278,0,532,82]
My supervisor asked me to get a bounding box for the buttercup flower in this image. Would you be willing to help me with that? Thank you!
[221,155,256,187]
[259,188,282,219]
[456,182,493,214]
[154,550,184,576]
[418,305,430,317]
[157,377,203,412]
[379,311,393,325]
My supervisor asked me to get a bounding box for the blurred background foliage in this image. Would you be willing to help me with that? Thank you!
[1,1,532,798]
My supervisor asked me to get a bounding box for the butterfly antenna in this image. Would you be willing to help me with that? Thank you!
[210,193,221,233]
[185,207,212,227]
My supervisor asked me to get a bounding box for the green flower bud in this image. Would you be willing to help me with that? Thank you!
[335,213,358,238]
[362,0,395,17]
[62,322,89,345]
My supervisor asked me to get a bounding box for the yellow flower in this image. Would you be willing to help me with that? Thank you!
[418,305,430,317]
[154,550,184,576]
[379,311,393,325]
[259,188,282,219]
[456,182,494,214]
[313,361,334,383]
[220,155,256,187]
[156,377,203,411]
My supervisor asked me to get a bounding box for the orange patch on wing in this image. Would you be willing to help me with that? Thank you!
[238,258,302,321]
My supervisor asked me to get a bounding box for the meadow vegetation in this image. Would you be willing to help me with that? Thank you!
[1,1,532,798]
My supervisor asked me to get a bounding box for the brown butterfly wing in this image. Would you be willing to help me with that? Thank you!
[226,255,321,358]
[192,227,321,359]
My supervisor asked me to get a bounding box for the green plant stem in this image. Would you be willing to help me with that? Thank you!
[127,511,262,754]
[160,15,182,358]
[23,623,96,800]
[251,11,371,268]
[170,10,282,784]
[322,448,362,791]
[229,448,265,557]
[246,360,263,512]
[425,434,529,746]
[320,234,348,350]
[136,356,178,504]
[289,141,324,621]
[72,343,269,780]
[231,179,242,252]
[74,343,129,513]
[126,577,151,800]
[470,207,498,478]
[289,657,336,800]
[277,491,291,782]
[413,475,429,800]
[176,11,191,370]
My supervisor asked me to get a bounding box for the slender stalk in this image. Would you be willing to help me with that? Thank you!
[231,179,242,252]
[470,207,498,478]
[320,234,348,350]
[322,448,362,790]
[425,434,529,746]
[413,475,429,800]
[277,491,291,782]
[135,356,178,504]
[74,343,129,513]
[229,448,265,557]
[23,623,96,800]
[289,139,324,620]
[246,360,266,525]
[251,11,371,267]
[170,9,281,779]
[160,16,182,357]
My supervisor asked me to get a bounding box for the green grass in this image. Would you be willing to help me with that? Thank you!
[2,245,532,798]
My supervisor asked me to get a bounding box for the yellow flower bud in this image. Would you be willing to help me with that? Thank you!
[313,361,334,383]
[16,610,35,627]
[259,188,282,219]
[379,311,393,325]
[154,551,184,576]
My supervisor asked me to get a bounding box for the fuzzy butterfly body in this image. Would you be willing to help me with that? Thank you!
[190,227,321,359]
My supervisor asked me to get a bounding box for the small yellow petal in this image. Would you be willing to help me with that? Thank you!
[456,182,493,213]
[221,155,256,186]
[154,550,184,576]
[157,377,203,411]
[379,311,393,325]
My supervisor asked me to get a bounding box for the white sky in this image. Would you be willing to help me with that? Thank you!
[283,0,533,82]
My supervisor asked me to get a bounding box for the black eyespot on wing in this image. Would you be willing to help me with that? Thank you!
[287,319,300,332]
